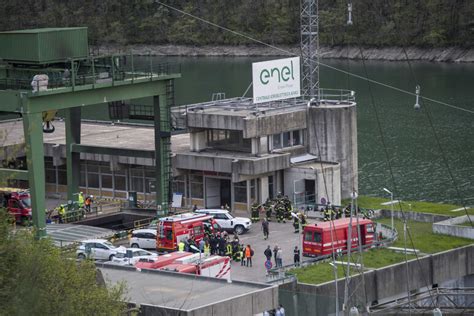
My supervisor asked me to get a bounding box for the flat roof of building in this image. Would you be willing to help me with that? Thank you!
[0,119,188,153]
[98,265,277,312]
[185,97,307,117]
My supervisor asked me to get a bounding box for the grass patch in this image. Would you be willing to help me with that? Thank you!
[376,218,472,254]
[342,196,474,216]
[291,248,416,284]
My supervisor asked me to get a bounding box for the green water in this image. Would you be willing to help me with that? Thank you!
[83,56,474,205]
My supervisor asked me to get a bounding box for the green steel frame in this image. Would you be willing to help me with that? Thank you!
[1,66,180,238]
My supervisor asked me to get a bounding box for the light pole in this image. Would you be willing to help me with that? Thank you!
[383,188,394,230]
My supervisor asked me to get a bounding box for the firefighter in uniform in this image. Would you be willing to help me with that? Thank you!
[264,198,272,221]
[226,243,233,257]
[299,212,308,229]
[324,206,331,221]
[276,203,286,223]
[178,240,185,251]
[251,201,260,223]
[293,215,300,233]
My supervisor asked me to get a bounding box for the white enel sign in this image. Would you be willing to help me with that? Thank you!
[252,57,300,104]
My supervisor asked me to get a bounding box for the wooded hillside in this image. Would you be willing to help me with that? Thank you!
[1,0,473,48]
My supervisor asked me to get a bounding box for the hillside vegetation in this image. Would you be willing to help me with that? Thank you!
[1,0,472,48]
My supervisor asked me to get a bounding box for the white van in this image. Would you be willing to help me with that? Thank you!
[195,209,251,235]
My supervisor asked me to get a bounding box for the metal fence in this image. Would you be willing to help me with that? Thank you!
[0,54,180,93]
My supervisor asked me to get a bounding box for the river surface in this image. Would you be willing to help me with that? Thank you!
[81,56,474,205]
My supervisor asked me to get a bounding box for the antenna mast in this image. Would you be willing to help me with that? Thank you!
[300,0,320,101]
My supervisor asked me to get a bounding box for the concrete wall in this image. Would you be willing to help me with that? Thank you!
[174,152,290,177]
[187,112,244,131]
[280,245,474,314]
[243,109,307,138]
[433,215,474,239]
[376,209,452,223]
[283,163,341,206]
[307,104,358,199]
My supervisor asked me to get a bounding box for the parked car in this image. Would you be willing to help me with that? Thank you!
[76,239,125,261]
[194,209,251,235]
[129,229,157,249]
[110,248,158,266]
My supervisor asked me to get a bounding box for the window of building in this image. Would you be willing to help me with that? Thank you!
[172,175,186,195]
[130,166,144,193]
[268,175,274,199]
[270,129,304,151]
[44,159,56,184]
[293,130,301,145]
[234,181,247,203]
[114,174,126,191]
[207,129,251,152]
[190,174,203,199]
[250,179,256,202]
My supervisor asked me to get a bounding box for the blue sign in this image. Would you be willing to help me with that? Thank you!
[265,260,272,270]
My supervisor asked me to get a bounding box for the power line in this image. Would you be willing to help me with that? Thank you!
[155,0,474,116]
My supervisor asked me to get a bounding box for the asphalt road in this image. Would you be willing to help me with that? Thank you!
[230,219,309,283]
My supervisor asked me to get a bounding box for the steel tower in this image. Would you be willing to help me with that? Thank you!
[300,0,320,101]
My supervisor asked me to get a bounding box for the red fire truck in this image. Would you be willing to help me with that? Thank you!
[302,218,375,257]
[0,187,32,225]
[136,251,231,280]
[156,213,221,252]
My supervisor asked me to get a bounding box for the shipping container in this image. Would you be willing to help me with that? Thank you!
[0,27,88,64]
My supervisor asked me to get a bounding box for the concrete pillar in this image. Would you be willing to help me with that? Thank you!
[246,179,251,212]
[190,130,206,152]
[66,107,81,201]
[259,176,269,202]
[23,112,46,238]
[251,138,259,156]
[307,103,358,199]
[260,136,269,155]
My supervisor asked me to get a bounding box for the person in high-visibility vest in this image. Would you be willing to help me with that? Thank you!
[78,192,84,206]
[178,240,185,251]
[204,242,210,255]
[226,243,233,257]
[58,205,66,223]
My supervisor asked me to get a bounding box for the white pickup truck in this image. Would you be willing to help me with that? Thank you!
[195,209,251,235]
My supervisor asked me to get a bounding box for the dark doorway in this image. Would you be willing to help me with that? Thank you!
[220,179,231,207]
[305,179,316,204]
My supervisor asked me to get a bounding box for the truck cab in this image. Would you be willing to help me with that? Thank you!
[0,188,32,225]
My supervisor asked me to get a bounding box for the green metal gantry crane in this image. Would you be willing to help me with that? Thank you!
[0,27,180,238]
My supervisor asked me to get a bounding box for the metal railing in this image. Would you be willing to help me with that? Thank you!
[318,88,355,103]
[0,54,180,93]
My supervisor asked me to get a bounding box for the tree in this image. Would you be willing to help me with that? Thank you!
[0,211,127,315]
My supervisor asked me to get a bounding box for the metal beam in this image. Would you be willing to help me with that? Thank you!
[25,79,175,114]
[22,113,46,239]
[0,91,24,113]
[0,168,28,181]
[71,144,155,159]
[154,95,164,215]
[66,107,81,201]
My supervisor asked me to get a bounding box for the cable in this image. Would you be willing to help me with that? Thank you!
[398,46,472,227]
[356,41,438,309]
[155,0,474,116]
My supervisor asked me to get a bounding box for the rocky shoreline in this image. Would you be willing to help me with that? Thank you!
[94,44,474,63]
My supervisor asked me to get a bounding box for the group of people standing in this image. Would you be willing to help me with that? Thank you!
[263,245,300,270]
[178,231,255,266]
[251,194,294,223]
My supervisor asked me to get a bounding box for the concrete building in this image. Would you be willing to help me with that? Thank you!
[1,93,357,214]
[1,92,357,214]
